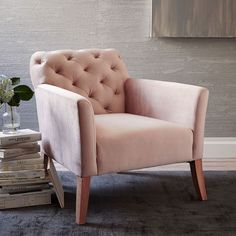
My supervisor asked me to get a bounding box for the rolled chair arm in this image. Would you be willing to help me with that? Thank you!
[125,78,209,160]
[35,84,97,177]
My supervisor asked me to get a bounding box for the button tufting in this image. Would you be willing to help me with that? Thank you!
[88,91,93,98]
[55,69,61,74]
[36,49,127,115]
[100,77,106,83]
[111,65,117,71]
[35,59,41,65]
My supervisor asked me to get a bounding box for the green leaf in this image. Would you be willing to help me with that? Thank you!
[7,94,20,107]
[10,77,20,86]
[13,85,34,101]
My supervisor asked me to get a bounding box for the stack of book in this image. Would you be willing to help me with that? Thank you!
[0,129,62,209]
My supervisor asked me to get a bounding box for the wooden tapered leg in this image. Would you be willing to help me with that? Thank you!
[190,159,207,201]
[76,176,90,225]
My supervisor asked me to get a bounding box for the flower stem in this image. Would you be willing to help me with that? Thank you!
[10,106,16,130]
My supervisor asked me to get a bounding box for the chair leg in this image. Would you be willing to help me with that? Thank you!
[190,159,207,201]
[76,176,90,225]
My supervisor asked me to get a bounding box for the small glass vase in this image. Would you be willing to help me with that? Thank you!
[2,104,20,134]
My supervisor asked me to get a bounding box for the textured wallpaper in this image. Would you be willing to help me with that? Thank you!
[0,0,235,136]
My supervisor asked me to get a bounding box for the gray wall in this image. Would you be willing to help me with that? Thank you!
[0,0,235,137]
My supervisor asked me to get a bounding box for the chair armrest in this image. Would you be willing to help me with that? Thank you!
[35,84,97,176]
[125,78,209,160]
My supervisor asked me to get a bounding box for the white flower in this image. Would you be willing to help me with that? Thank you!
[0,75,14,104]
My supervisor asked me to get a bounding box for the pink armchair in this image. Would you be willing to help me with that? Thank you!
[30,49,209,224]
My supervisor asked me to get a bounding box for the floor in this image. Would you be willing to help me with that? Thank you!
[55,158,236,172]
[1,170,236,235]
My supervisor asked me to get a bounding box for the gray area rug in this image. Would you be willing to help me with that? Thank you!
[0,171,236,236]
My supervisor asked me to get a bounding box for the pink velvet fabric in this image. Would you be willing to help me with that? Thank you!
[95,113,193,174]
[125,78,209,161]
[35,84,97,176]
[30,49,129,114]
[30,49,209,177]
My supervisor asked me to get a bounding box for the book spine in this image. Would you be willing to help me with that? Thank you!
[2,142,39,149]
[47,158,64,208]
[0,145,40,158]
[0,133,41,146]
[0,177,50,186]
[0,169,45,179]
[0,164,44,171]
[0,152,41,162]
[0,155,43,168]
[0,190,52,209]
[0,184,50,194]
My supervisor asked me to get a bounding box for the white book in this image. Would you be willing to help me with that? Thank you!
[0,176,50,186]
[0,163,45,172]
[0,183,50,194]
[0,155,43,168]
[0,189,53,209]
[47,158,64,208]
[0,144,40,158]
[2,142,40,149]
[0,129,41,146]
[0,169,45,179]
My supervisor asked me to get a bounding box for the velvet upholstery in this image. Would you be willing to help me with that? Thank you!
[30,49,209,177]
[95,113,193,175]
[125,78,209,161]
[30,49,129,114]
[35,84,96,176]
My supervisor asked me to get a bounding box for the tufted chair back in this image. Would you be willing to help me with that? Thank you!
[30,49,129,114]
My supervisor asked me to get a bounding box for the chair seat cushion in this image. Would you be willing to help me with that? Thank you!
[95,113,193,175]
